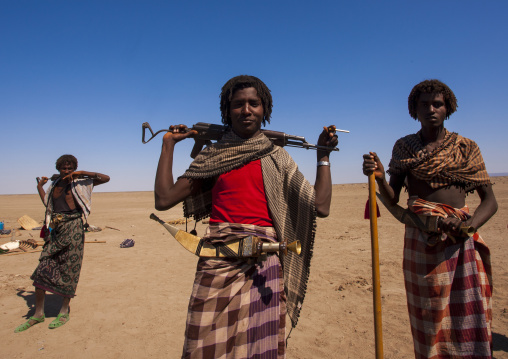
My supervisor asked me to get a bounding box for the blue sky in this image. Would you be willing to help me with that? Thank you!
[1,1,506,195]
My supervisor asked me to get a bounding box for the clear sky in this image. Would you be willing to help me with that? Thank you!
[1,1,506,195]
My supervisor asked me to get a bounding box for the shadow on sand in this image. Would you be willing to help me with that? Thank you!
[16,289,64,319]
[493,331,508,357]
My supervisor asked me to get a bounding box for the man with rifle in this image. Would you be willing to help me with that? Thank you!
[154,75,338,358]
[363,79,498,358]
[14,154,110,332]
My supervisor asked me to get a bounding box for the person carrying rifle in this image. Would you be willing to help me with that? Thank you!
[155,75,338,358]
[362,79,498,358]
[15,154,110,332]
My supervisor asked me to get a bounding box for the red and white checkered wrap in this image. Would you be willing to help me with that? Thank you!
[182,224,285,359]
[404,199,492,358]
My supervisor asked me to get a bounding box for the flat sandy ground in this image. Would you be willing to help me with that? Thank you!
[1,178,507,358]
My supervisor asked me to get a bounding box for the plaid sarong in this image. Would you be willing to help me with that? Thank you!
[182,224,285,359]
[388,129,491,191]
[403,199,492,358]
[31,212,85,298]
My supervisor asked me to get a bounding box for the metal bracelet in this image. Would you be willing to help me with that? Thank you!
[317,161,330,167]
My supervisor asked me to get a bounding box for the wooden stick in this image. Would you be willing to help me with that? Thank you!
[33,240,106,246]
[369,173,384,358]
[2,249,42,256]
[2,240,107,256]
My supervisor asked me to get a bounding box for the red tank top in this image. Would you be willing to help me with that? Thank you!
[210,159,273,226]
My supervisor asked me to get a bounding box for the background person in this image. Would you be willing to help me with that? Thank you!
[363,79,497,358]
[15,154,110,332]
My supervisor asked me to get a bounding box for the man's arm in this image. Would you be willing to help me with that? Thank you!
[154,125,200,211]
[440,184,498,235]
[362,152,405,205]
[314,126,338,217]
[65,171,110,186]
[91,172,110,186]
[62,171,110,186]
[37,177,49,205]
[468,184,498,229]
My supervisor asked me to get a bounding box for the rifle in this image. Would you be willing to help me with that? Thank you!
[36,173,99,184]
[36,174,60,184]
[142,122,349,158]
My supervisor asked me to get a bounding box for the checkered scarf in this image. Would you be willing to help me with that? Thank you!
[181,129,276,222]
[388,129,491,190]
[180,129,316,328]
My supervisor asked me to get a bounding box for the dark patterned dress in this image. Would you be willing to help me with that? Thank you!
[31,212,85,298]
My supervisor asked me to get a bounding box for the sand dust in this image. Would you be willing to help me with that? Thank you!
[1,178,507,358]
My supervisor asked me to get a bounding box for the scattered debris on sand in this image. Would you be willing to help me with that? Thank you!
[17,215,41,230]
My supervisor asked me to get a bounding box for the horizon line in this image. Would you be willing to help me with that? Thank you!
[2,173,507,196]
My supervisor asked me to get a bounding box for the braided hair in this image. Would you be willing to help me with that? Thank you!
[220,75,273,127]
[408,79,458,120]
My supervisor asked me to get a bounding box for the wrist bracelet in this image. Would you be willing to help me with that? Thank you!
[317,161,330,167]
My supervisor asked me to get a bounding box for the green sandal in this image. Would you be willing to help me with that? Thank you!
[48,313,70,329]
[14,315,45,333]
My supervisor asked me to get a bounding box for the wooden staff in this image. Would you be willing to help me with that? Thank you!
[369,173,384,358]
[30,240,106,247]
[2,249,42,256]
[1,240,107,256]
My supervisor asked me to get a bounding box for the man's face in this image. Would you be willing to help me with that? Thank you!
[229,87,264,139]
[416,93,447,129]
[58,162,75,178]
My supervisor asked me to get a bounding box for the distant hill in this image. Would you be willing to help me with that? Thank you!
[490,173,508,177]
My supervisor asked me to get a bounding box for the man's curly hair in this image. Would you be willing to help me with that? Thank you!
[220,75,273,127]
[56,154,78,171]
[408,79,458,120]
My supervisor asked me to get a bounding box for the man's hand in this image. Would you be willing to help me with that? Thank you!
[317,125,338,148]
[162,125,198,144]
[37,176,48,188]
[363,152,385,180]
[439,217,470,238]
[316,125,338,160]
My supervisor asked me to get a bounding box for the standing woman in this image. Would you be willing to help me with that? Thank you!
[15,154,109,332]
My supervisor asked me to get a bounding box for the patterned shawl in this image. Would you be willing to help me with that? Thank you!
[180,129,317,328]
[388,129,491,190]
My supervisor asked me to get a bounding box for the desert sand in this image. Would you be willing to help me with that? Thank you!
[1,178,507,358]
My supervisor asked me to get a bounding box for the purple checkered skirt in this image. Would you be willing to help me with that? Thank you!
[182,224,286,359]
